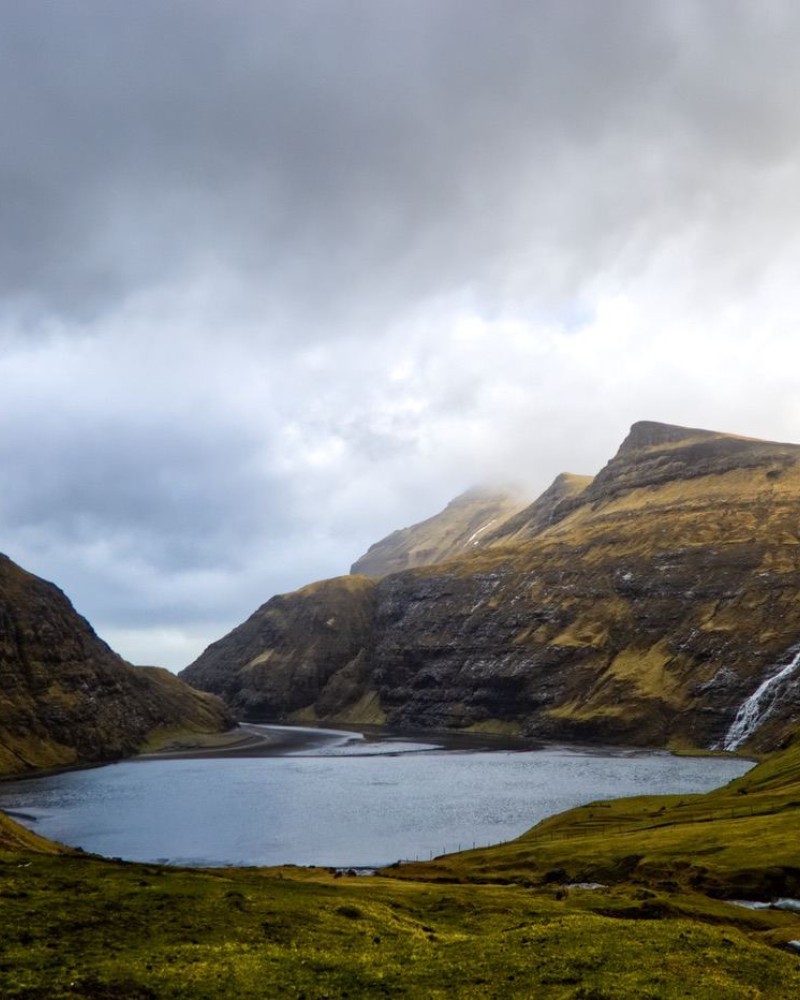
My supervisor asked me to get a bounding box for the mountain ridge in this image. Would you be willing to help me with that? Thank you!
[181,420,800,752]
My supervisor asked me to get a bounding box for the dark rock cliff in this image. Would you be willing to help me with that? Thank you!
[181,422,800,751]
[181,576,378,722]
[0,553,232,776]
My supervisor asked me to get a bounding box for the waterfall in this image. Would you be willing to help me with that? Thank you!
[719,646,800,751]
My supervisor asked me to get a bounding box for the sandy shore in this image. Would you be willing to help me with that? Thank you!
[136,721,557,761]
[136,723,366,760]
[136,721,703,763]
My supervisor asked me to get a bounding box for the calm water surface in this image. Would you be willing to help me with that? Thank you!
[0,726,751,868]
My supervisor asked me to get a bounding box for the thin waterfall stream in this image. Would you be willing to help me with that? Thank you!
[718,646,800,751]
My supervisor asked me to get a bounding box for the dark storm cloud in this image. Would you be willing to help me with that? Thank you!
[1,0,797,330]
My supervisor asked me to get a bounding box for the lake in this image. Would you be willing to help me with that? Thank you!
[0,725,751,868]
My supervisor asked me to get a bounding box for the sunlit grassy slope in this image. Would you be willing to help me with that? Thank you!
[386,735,800,903]
[350,485,532,578]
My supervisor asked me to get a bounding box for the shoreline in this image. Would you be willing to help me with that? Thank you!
[0,720,756,786]
[135,722,366,760]
[0,725,753,872]
[133,720,740,762]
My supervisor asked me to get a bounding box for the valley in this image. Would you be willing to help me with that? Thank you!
[3,419,800,996]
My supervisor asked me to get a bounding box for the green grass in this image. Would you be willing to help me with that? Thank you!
[1,852,799,998]
[385,738,800,903]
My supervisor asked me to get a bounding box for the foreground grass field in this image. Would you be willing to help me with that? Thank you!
[3,736,800,997]
[2,850,800,999]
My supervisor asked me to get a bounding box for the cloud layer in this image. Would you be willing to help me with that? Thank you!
[3,1,800,667]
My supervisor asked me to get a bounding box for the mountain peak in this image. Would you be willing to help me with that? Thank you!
[617,420,721,454]
[350,485,531,578]
[582,420,800,508]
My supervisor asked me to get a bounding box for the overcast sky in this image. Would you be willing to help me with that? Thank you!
[2,1,800,669]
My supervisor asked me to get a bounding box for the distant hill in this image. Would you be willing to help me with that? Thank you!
[181,421,800,752]
[0,553,232,776]
[350,485,533,578]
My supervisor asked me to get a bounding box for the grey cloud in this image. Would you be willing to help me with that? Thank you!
[3,1,800,669]
[0,393,293,572]
[2,1,799,330]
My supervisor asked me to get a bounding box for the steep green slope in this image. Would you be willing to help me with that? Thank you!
[386,729,800,905]
[182,421,800,751]
[0,553,232,776]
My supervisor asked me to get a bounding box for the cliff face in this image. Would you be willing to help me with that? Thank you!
[181,422,800,751]
[0,554,232,776]
[180,576,379,722]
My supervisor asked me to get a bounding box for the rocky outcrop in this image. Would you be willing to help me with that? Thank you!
[350,485,530,578]
[581,421,799,501]
[0,553,232,776]
[181,421,800,751]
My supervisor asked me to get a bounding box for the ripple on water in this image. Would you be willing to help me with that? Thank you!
[0,727,751,868]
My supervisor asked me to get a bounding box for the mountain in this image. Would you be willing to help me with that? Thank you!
[179,575,378,723]
[0,553,232,776]
[181,421,800,752]
[474,472,592,547]
[350,485,532,577]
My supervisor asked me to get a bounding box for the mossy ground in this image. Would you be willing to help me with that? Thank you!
[2,851,799,999]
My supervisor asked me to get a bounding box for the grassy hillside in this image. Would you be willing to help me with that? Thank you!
[0,553,232,777]
[350,485,531,578]
[181,575,378,721]
[0,809,71,854]
[386,734,800,904]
